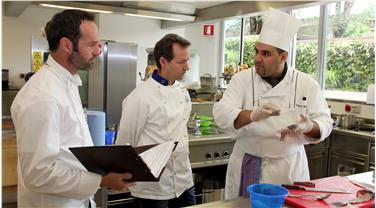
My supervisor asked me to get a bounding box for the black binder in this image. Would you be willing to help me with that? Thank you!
[69,142,177,182]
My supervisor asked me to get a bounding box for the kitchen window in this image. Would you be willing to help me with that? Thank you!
[242,15,263,68]
[221,15,263,86]
[292,5,321,81]
[324,0,375,101]
[220,0,375,102]
[223,18,242,68]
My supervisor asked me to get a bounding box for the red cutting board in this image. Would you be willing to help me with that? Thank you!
[285,176,374,208]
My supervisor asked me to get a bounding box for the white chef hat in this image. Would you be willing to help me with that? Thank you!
[257,8,302,52]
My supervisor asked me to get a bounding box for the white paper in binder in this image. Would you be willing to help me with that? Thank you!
[366,84,375,104]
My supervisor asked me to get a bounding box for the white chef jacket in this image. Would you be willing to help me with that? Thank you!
[213,65,333,199]
[116,77,193,200]
[11,56,101,207]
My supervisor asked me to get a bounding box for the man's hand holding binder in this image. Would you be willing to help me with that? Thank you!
[70,141,178,182]
[100,172,134,191]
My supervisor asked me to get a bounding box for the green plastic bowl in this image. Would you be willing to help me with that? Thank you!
[196,116,213,127]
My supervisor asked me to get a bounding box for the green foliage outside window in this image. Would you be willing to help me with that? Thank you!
[295,40,375,92]
[325,40,375,92]
[224,37,375,92]
[224,38,240,67]
[225,36,258,67]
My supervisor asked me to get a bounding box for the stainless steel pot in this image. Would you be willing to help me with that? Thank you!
[339,114,356,129]
[200,74,216,87]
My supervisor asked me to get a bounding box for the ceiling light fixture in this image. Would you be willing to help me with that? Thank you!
[124,13,184,22]
[36,2,195,22]
[40,3,113,14]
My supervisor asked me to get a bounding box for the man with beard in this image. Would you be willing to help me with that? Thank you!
[11,10,134,208]
[213,8,332,199]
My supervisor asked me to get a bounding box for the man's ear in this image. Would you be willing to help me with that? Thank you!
[280,52,288,63]
[60,37,73,53]
[159,56,167,68]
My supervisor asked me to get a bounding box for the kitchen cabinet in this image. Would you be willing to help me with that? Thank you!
[305,136,330,179]
[306,128,374,179]
[2,134,17,186]
[368,144,375,171]
[328,130,374,176]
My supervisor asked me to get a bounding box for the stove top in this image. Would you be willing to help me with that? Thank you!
[189,133,235,169]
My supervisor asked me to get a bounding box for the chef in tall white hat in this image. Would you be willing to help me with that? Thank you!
[213,8,333,199]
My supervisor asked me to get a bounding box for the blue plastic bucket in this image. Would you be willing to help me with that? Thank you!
[247,184,288,208]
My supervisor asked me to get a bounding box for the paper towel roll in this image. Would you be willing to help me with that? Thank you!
[87,111,106,146]
[366,84,375,104]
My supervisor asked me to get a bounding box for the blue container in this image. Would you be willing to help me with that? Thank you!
[247,184,288,208]
[105,130,116,145]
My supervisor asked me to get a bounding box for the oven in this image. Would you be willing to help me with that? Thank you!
[189,134,235,204]
[94,134,235,207]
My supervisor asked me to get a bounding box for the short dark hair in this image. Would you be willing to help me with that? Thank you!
[154,34,191,69]
[45,9,95,52]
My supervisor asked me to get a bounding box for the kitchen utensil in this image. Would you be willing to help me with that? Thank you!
[332,190,374,207]
[194,120,202,136]
[331,201,353,207]
[200,74,216,87]
[349,180,375,194]
[282,184,353,194]
[293,181,316,188]
[339,114,356,129]
[285,175,375,208]
[288,193,331,200]
[355,118,365,131]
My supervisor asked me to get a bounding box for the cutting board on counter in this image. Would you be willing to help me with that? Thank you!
[285,176,374,208]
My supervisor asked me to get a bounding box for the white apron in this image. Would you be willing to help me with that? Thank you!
[224,68,310,199]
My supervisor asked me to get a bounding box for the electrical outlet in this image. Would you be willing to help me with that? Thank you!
[351,105,361,114]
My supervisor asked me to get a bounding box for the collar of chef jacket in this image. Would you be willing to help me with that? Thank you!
[152,69,175,86]
[45,56,82,86]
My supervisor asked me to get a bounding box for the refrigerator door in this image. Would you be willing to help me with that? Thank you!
[106,42,137,126]
[88,42,138,127]
[88,43,106,112]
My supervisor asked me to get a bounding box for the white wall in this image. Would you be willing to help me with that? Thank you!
[2,6,59,87]
[98,13,185,48]
[184,21,221,78]
[97,13,185,86]
[2,6,220,89]
[327,100,375,120]
[98,14,222,85]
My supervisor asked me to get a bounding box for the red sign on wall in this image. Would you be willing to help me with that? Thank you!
[203,24,214,36]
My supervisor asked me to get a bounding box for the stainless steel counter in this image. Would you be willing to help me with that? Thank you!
[332,127,374,141]
[187,127,374,144]
[189,133,233,144]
